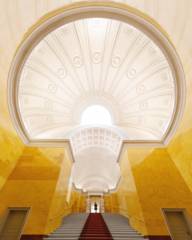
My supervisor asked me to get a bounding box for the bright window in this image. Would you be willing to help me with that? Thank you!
[81,105,112,125]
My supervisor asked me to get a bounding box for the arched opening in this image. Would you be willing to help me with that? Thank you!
[81,105,112,126]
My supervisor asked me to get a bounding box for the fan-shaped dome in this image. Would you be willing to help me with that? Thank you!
[8,2,185,146]
[8,2,185,193]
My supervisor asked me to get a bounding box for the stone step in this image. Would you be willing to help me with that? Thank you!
[45,213,147,240]
[102,213,146,240]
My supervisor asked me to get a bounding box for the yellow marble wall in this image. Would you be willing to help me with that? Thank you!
[103,195,111,212]
[116,150,147,235]
[104,145,192,236]
[167,129,192,192]
[128,148,192,236]
[0,147,59,234]
[71,191,86,213]
[0,131,87,235]
[44,148,74,234]
[0,146,77,235]
[104,193,119,213]
[0,126,24,190]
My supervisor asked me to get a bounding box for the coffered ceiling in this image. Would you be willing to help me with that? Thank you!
[71,127,122,193]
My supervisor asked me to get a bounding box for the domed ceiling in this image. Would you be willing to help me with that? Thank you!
[8,2,185,146]
[20,16,175,141]
[7,2,185,193]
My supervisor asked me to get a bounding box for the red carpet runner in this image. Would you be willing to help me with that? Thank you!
[79,213,113,240]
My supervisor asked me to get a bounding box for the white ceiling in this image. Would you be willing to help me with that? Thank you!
[70,126,122,192]
[3,1,187,194]
[19,17,176,141]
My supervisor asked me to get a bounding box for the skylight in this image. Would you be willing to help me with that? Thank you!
[81,105,112,125]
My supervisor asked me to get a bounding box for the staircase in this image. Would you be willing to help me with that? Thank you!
[44,213,88,240]
[102,213,146,240]
[79,213,112,239]
[44,213,147,240]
